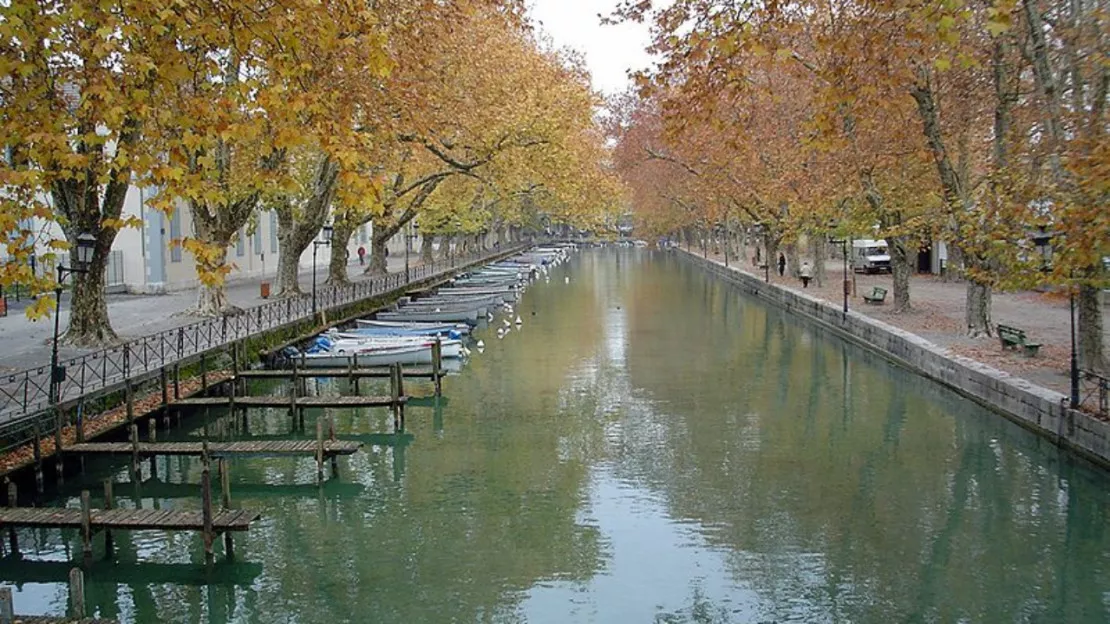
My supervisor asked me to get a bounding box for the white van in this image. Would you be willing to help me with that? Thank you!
[852,239,891,274]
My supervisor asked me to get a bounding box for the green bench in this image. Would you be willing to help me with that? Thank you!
[862,286,887,305]
[997,324,1041,357]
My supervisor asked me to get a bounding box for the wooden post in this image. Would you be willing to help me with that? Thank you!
[125,380,134,423]
[352,353,360,393]
[54,407,65,486]
[80,490,92,565]
[218,459,231,508]
[201,443,214,564]
[432,338,443,397]
[6,481,16,555]
[201,352,208,391]
[160,366,169,408]
[218,457,233,556]
[75,400,85,443]
[173,362,181,400]
[130,424,141,481]
[68,567,86,618]
[148,424,158,479]
[289,358,298,424]
[316,417,324,484]
[32,418,43,494]
[396,362,406,430]
[390,364,401,432]
[0,587,12,624]
[328,414,338,477]
[102,480,114,556]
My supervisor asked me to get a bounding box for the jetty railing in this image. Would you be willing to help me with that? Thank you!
[0,245,524,426]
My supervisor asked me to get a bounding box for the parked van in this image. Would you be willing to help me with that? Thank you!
[852,239,891,274]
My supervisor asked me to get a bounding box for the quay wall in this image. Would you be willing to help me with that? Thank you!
[678,249,1110,469]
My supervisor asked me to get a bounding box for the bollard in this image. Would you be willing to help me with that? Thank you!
[68,568,85,618]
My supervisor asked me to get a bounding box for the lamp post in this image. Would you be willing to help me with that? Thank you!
[1034,228,1079,408]
[50,233,97,405]
[312,223,333,320]
[829,237,849,315]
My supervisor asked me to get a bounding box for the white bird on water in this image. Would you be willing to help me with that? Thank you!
[515,315,522,325]
[502,318,511,328]
[476,340,485,349]
[564,276,570,284]
[496,327,505,339]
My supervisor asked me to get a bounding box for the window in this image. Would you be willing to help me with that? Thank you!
[169,210,182,262]
[253,220,262,253]
[236,229,245,256]
[270,211,279,253]
[360,224,368,244]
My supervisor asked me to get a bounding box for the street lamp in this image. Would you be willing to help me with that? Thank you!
[312,223,333,320]
[1032,228,1079,409]
[754,223,769,283]
[50,232,96,404]
[829,236,849,316]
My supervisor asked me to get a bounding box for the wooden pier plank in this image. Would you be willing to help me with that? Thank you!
[0,507,259,531]
[64,440,362,458]
[173,395,405,409]
[238,367,442,379]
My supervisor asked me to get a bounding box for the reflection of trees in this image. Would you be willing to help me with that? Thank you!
[19,254,611,623]
[621,254,1110,622]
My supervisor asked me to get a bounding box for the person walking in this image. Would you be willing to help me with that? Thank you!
[777,253,786,277]
[800,261,813,288]
[357,246,366,265]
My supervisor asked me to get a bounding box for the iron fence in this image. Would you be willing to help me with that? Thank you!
[0,246,523,426]
[1080,369,1109,418]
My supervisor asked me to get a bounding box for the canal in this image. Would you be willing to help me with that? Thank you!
[9,249,1110,622]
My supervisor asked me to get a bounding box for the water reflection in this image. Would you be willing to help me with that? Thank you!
[4,249,1109,622]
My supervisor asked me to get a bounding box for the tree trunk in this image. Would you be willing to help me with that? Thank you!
[786,242,801,278]
[440,235,452,260]
[965,280,993,337]
[886,235,912,313]
[64,243,118,346]
[273,202,304,297]
[421,235,435,263]
[328,220,355,284]
[810,236,827,287]
[367,233,389,276]
[1078,284,1107,373]
[193,243,233,316]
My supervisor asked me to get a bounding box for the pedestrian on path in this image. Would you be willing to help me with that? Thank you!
[778,253,786,277]
[357,246,366,265]
[800,262,812,288]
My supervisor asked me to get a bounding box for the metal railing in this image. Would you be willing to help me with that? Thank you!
[0,245,525,426]
[1080,369,1109,417]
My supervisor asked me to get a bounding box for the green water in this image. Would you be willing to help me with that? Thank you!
[9,249,1110,623]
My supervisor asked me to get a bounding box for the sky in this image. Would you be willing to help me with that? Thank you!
[528,0,655,97]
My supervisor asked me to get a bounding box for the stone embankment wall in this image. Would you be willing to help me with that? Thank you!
[680,250,1110,468]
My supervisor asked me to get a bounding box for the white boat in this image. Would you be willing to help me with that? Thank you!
[355,319,471,334]
[377,308,479,323]
[327,335,465,358]
[300,345,434,367]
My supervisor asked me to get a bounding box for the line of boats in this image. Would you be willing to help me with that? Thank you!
[280,245,575,368]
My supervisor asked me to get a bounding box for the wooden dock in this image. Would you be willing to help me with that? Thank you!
[0,507,258,532]
[173,395,405,409]
[65,440,362,459]
[238,367,444,380]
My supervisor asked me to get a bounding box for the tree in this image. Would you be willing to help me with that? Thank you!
[0,0,187,344]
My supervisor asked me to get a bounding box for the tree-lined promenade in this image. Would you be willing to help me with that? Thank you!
[1,0,623,346]
[611,0,1109,379]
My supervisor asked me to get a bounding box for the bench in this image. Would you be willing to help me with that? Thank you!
[997,324,1041,357]
[862,287,887,305]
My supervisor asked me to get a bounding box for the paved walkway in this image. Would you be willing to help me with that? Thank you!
[705,247,1109,397]
[0,257,423,372]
